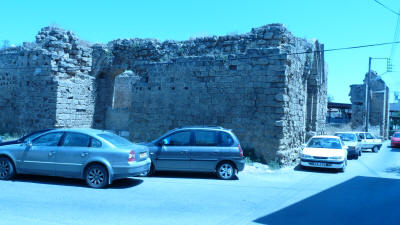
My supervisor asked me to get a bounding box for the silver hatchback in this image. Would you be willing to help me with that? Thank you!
[0,128,151,188]
[144,126,245,180]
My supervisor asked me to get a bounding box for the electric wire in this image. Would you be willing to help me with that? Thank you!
[373,0,400,16]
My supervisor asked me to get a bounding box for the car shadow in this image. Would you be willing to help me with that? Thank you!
[293,164,340,174]
[254,176,400,225]
[390,148,400,152]
[384,167,400,176]
[12,174,143,189]
[150,171,238,180]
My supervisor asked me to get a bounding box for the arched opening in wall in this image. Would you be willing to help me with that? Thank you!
[112,71,137,109]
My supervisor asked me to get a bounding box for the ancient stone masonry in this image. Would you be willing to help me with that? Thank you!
[0,24,328,165]
[349,71,390,139]
[0,27,95,133]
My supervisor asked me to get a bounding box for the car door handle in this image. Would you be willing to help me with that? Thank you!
[48,151,56,157]
[81,152,89,157]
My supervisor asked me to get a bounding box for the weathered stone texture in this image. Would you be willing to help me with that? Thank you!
[0,24,327,165]
[349,71,389,138]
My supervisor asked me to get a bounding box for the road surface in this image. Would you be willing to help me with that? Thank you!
[1,141,399,225]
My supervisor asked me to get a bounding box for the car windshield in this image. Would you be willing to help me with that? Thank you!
[98,133,132,146]
[335,133,357,142]
[393,133,400,138]
[307,138,342,149]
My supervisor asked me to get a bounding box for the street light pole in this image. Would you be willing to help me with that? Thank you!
[365,57,371,132]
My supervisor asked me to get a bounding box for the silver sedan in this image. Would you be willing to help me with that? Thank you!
[0,128,151,188]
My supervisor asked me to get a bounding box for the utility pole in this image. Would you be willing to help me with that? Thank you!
[365,57,371,132]
[365,57,392,132]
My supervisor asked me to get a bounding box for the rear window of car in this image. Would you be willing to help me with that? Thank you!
[335,133,357,142]
[98,133,132,146]
[394,133,400,138]
[219,132,234,146]
[307,138,342,149]
[366,133,375,139]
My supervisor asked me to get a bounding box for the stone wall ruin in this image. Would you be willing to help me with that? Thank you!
[349,71,390,138]
[0,24,328,165]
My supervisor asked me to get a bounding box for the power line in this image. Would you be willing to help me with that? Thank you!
[1,41,400,70]
[390,7,400,62]
[373,0,400,16]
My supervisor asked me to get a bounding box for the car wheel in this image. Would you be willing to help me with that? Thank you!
[353,154,359,160]
[140,163,155,177]
[359,150,362,157]
[216,162,236,180]
[340,160,347,172]
[372,146,379,153]
[85,164,108,188]
[0,157,15,180]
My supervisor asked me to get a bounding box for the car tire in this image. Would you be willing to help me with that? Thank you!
[0,157,15,180]
[353,154,359,160]
[359,150,362,157]
[216,162,236,180]
[141,163,155,177]
[372,146,379,153]
[85,164,108,189]
[340,160,347,173]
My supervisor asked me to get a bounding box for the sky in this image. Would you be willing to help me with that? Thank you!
[1,0,399,103]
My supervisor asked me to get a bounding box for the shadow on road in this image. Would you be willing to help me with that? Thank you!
[390,147,400,152]
[385,167,400,176]
[12,174,143,189]
[150,171,238,180]
[254,176,400,225]
[293,164,340,174]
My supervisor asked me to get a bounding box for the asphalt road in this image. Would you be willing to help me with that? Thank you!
[1,141,400,225]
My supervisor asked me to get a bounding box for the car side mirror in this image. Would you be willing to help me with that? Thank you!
[25,141,32,149]
[162,139,169,145]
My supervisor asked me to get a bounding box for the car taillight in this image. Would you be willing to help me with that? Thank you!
[129,150,136,162]
[238,145,243,157]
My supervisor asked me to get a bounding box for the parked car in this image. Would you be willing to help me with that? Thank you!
[391,132,400,148]
[0,129,54,146]
[300,135,348,172]
[144,126,245,180]
[355,132,382,152]
[0,128,151,188]
[334,132,362,159]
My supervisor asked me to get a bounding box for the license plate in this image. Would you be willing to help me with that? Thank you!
[140,152,147,159]
[311,162,329,167]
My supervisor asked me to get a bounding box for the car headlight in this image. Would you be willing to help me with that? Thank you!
[300,153,312,159]
[329,156,344,160]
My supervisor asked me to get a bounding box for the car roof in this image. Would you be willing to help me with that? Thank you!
[311,135,340,139]
[334,132,357,134]
[173,126,231,132]
[45,128,111,136]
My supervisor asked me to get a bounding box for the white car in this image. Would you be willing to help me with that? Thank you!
[300,135,348,172]
[355,132,382,153]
